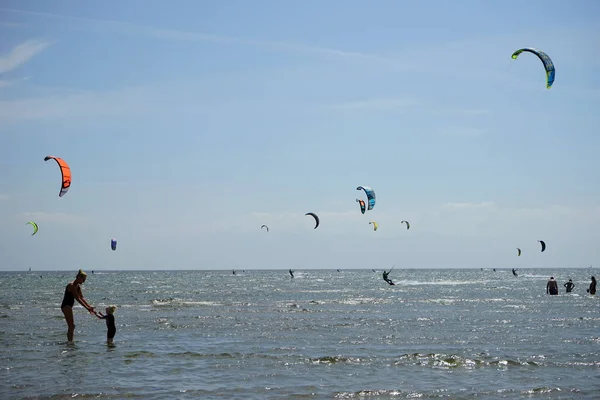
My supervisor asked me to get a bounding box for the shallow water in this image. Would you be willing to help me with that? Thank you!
[1,268,599,399]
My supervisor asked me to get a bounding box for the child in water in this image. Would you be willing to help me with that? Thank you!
[96,306,117,344]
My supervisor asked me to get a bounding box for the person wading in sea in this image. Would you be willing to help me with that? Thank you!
[587,276,596,295]
[564,279,575,293]
[60,269,96,343]
[546,276,559,295]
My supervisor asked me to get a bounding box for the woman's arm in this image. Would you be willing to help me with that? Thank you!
[73,284,94,312]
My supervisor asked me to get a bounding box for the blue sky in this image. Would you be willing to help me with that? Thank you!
[1,0,599,271]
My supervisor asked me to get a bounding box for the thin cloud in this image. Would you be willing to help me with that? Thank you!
[443,201,496,209]
[326,98,421,111]
[0,39,53,74]
[17,211,88,223]
[436,108,492,117]
[420,202,600,237]
[0,7,409,70]
[0,86,150,123]
[0,21,24,27]
[0,76,30,89]
[437,127,487,137]
[0,194,8,200]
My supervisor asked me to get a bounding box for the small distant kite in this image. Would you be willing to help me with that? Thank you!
[44,156,72,197]
[26,221,38,236]
[511,47,555,89]
[538,240,546,252]
[401,220,410,230]
[356,186,376,211]
[305,212,319,229]
[261,224,269,232]
[517,248,521,257]
[369,221,378,231]
[356,199,366,214]
[111,238,117,251]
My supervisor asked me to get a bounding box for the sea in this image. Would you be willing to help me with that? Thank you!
[1,268,598,399]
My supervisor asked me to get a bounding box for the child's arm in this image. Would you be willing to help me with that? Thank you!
[96,311,106,319]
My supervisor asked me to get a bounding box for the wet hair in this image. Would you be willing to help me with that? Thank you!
[76,269,87,278]
[107,306,117,314]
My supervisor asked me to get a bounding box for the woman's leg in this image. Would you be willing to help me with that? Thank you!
[62,306,75,342]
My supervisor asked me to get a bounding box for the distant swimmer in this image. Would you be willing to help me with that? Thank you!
[546,276,559,295]
[232,270,236,275]
[512,268,518,277]
[289,269,294,278]
[564,279,575,293]
[493,268,496,272]
[382,269,395,285]
[587,276,596,295]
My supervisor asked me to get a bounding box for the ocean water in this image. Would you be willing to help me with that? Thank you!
[1,268,599,399]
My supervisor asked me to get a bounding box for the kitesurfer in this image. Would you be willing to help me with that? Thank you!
[587,276,596,295]
[61,269,96,343]
[382,270,394,285]
[512,268,518,277]
[289,269,294,278]
[546,277,559,295]
[564,279,575,293]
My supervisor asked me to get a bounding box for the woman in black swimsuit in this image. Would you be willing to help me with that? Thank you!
[61,269,96,343]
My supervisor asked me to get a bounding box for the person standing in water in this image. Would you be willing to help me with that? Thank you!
[564,279,575,293]
[96,306,117,344]
[512,268,518,277]
[587,276,596,295]
[546,276,559,295]
[61,269,96,343]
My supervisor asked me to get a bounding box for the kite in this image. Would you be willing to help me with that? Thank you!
[44,156,72,197]
[369,221,378,231]
[356,186,376,211]
[511,48,555,89]
[538,240,546,252]
[261,225,269,232]
[111,238,117,251]
[26,221,38,236]
[305,212,319,229]
[356,199,366,214]
[517,248,521,257]
[401,220,410,230]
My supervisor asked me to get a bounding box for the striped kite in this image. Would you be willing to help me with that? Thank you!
[356,186,376,211]
[26,221,38,236]
[511,48,555,89]
[356,199,366,214]
[44,156,72,197]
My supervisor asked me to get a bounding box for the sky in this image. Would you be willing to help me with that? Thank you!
[1,0,599,271]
